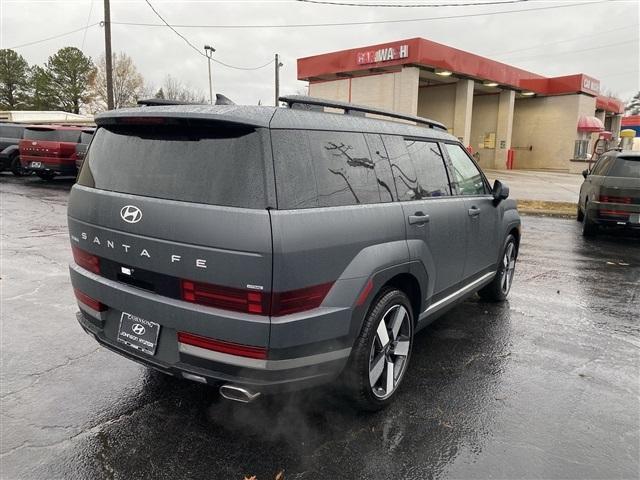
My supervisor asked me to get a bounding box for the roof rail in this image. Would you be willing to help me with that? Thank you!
[137,98,206,106]
[279,95,447,131]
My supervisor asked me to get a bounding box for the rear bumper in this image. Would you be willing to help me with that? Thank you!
[587,201,640,228]
[77,309,348,392]
[70,264,353,392]
[21,155,76,175]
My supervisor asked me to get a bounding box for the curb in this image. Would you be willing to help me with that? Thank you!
[516,200,577,219]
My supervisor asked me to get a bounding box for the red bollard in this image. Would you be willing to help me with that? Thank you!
[506,149,515,170]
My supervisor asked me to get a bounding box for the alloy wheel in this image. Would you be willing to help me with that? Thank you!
[368,304,412,399]
[501,242,516,295]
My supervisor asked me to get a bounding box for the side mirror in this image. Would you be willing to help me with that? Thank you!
[582,169,589,179]
[492,179,509,204]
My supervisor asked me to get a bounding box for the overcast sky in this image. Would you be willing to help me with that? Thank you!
[1,0,639,106]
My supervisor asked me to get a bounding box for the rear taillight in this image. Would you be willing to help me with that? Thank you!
[599,195,632,204]
[177,331,267,359]
[72,246,100,273]
[270,282,333,316]
[180,279,333,316]
[181,280,270,315]
[74,288,106,311]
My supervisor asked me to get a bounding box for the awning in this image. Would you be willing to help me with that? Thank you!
[577,115,604,133]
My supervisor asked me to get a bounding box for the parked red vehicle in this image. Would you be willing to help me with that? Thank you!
[20,125,84,180]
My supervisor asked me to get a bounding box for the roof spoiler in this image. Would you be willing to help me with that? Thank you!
[137,94,236,107]
[279,95,446,131]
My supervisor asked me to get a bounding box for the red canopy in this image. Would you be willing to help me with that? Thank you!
[577,115,604,133]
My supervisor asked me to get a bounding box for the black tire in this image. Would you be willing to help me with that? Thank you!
[36,171,56,181]
[576,202,584,222]
[10,154,29,177]
[342,288,414,411]
[478,234,517,302]
[582,204,597,237]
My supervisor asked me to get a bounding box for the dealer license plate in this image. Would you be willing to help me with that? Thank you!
[117,312,160,355]
[629,213,640,224]
[30,161,42,169]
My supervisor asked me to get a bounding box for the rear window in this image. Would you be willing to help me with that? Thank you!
[24,128,81,143]
[77,124,267,208]
[0,125,24,138]
[607,157,640,178]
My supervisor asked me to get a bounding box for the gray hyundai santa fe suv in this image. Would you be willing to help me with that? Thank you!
[68,96,520,410]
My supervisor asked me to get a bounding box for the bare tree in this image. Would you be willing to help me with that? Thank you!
[88,52,145,112]
[161,75,205,103]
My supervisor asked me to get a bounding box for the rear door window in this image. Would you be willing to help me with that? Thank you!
[608,157,640,178]
[444,143,489,196]
[78,124,268,209]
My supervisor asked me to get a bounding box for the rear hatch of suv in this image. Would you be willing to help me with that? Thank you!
[20,126,82,173]
[598,155,640,223]
[69,110,276,369]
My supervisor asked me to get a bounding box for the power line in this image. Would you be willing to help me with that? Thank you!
[8,23,101,49]
[488,23,639,57]
[296,0,530,6]
[143,0,274,71]
[507,37,639,62]
[80,0,95,52]
[113,1,608,29]
[143,0,205,57]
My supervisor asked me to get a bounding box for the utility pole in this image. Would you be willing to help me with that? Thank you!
[204,45,215,105]
[274,54,283,106]
[103,0,114,110]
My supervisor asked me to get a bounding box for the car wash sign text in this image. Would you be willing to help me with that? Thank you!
[356,45,409,65]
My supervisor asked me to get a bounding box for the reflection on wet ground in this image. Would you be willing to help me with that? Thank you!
[1,175,638,479]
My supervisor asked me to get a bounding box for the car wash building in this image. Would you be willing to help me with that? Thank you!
[297,38,625,172]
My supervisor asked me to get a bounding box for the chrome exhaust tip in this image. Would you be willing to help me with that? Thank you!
[219,384,261,403]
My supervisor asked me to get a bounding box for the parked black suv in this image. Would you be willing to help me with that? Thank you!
[68,96,520,410]
[0,123,28,176]
[578,150,640,236]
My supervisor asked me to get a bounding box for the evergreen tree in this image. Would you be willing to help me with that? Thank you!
[45,47,94,113]
[0,49,30,109]
[28,66,57,110]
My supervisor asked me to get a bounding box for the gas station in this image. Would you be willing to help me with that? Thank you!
[297,37,626,172]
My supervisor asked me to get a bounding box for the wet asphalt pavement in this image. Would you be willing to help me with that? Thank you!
[1,174,639,480]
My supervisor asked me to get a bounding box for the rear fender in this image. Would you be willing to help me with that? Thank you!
[346,260,428,345]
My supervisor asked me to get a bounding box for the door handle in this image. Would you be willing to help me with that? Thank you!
[468,206,481,217]
[408,212,430,225]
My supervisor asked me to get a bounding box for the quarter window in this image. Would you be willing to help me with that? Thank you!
[272,130,385,208]
[445,143,488,196]
[308,131,382,207]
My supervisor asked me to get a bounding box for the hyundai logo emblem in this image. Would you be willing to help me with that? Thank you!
[132,323,146,335]
[120,205,142,224]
